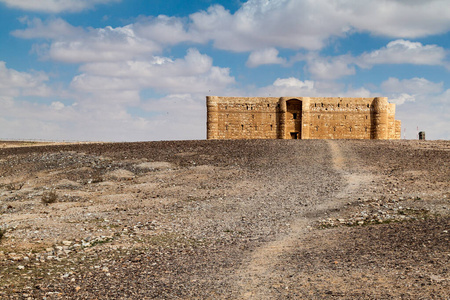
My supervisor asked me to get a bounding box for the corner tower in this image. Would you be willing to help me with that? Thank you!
[206,96,219,139]
[371,97,389,139]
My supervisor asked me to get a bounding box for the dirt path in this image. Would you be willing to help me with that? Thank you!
[328,140,373,197]
[238,215,311,299]
[237,140,373,299]
[1,140,448,299]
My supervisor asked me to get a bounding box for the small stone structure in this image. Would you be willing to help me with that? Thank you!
[419,131,426,140]
[207,96,401,140]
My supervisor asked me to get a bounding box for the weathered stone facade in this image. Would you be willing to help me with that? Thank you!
[207,96,401,140]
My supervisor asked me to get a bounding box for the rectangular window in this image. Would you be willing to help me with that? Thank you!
[293,113,297,119]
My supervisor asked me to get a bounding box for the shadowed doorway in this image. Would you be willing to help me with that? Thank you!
[286,99,302,139]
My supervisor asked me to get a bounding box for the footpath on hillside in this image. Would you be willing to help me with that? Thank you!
[234,140,449,299]
[236,140,374,299]
[0,140,448,299]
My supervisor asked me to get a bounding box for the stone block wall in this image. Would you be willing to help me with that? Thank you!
[207,96,401,140]
[207,96,280,139]
[308,97,373,139]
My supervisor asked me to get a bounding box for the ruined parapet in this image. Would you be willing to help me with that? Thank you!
[371,97,389,139]
[206,96,219,140]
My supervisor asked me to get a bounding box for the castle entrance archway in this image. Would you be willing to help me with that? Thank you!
[286,99,302,139]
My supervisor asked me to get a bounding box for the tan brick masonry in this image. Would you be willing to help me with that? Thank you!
[207,96,400,140]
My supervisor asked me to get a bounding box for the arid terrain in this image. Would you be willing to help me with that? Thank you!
[0,139,448,299]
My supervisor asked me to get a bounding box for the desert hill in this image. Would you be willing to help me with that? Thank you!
[0,139,449,299]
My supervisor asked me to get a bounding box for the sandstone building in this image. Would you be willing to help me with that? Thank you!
[207,96,401,140]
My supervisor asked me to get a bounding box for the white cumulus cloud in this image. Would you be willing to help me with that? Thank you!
[12,17,84,39]
[273,77,313,89]
[9,1,450,57]
[348,0,450,38]
[13,19,160,63]
[71,49,234,95]
[381,77,443,96]
[0,0,120,13]
[187,0,450,52]
[357,40,448,68]
[305,54,355,80]
[256,77,316,96]
[246,48,286,67]
[0,61,51,99]
[387,93,416,106]
[3,1,449,141]
[189,1,346,51]
[292,39,448,80]
[378,77,448,139]
[134,15,203,46]
[49,25,160,63]
[394,88,450,140]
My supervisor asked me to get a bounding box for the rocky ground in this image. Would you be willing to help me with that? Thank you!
[0,139,448,299]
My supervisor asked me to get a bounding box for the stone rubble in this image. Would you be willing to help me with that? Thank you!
[0,139,448,299]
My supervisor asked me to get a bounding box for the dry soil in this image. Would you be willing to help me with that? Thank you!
[0,139,449,299]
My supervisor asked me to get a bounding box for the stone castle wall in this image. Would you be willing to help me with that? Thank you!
[207,96,401,140]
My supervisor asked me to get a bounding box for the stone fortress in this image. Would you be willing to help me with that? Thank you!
[207,96,401,140]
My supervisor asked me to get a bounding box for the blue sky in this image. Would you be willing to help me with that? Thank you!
[0,0,449,141]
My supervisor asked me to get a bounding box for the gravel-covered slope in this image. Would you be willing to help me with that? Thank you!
[0,139,448,299]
